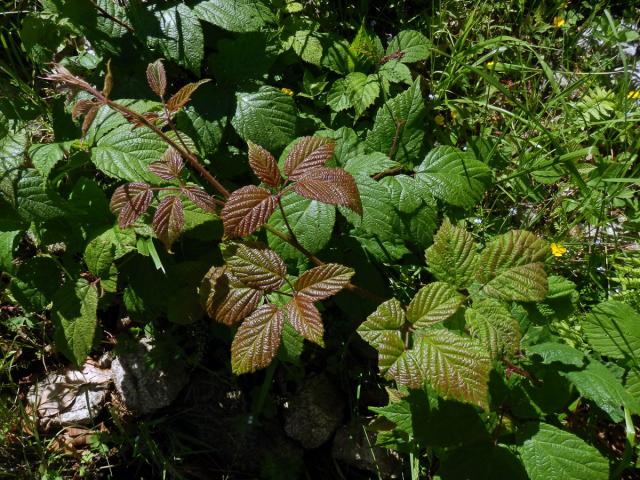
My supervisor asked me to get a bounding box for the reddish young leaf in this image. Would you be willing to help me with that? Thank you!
[202,267,263,325]
[149,148,184,180]
[286,295,324,346]
[221,185,277,238]
[102,59,113,98]
[231,304,284,374]
[146,59,167,98]
[72,99,96,120]
[182,186,217,212]
[294,263,354,300]
[81,105,100,137]
[284,136,335,181]
[152,195,184,249]
[166,79,210,112]
[293,167,362,214]
[248,141,281,187]
[223,242,287,291]
[110,182,153,228]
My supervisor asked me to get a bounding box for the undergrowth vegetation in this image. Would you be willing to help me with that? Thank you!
[1,0,640,478]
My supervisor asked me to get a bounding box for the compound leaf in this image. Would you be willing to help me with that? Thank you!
[386,30,432,63]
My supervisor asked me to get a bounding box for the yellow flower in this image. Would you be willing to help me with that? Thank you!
[434,114,445,126]
[553,16,565,28]
[551,243,567,257]
[280,87,294,96]
[450,109,458,120]
[486,61,496,69]
[627,90,640,100]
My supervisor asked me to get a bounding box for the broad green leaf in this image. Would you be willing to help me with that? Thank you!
[321,37,355,74]
[339,174,400,242]
[344,152,399,176]
[386,30,432,63]
[232,86,297,152]
[402,203,437,247]
[380,175,422,213]
[267,192,335,261]
[278,321,304,365]
[0,230,20,273]
[357,299,405,374]
[85,100,160,145]
[350,22,384,67]
[91,123,166,182]
[193,0,274,32]
[67,177,111,224]
[326,78,350,112]
[410,328,492,409]
[477,230,548,302]
[415,146,492,208]
[563,360,640,422]
[9,257,62,312]
[84,231,116,279]
[518,423,609,480]
[366,79,425,166]
[223,242,287,291]
[406,282,464,327]
[287,30,323,66]
[439,443,528,480]
[525,342,585,367]
[378,60,412,86]
[28,143,67,179]
[10,168,66,221]
[425,219,478,288]
[342,72,380,117]
[134,4,203,74]
[315,127,365,166]
[231,304,284,374]
[583,300,640,363]
[625,369,640,402]
[52,279,99,366]
[466,299,521,359]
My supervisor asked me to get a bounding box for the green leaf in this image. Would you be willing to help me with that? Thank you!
[406,282,464,328]
[563,360,640,422]
[193,0,274,32]
[386,30,432,63]
[344,152,400,177]
[402,203,437,247]
[378,60,412,86]
[91,123,167,182]
[466,299,521,359]
[231,304,284,374]
[52,279,99,366]
[476,230,548,302]
[6,169,66,222]
[134,4,203,74]
[84,231,116,279]
[379,175,422,214]
[525,342,585,367]
[415,146,492,208]
[339,174,400,242]
[28,143,67,179]
[321,37,355,74]
[410,328,492,409]
[439,443,528,480]
[366,79,426,166]
[9,257,62,312]
[287,30,323,66]
[177,86,230,157]
[326,78,350,112]
[425,219,478,288]
[518,423,609,480]
[583,300,640,363]
[85,100,160,145]
[267,192,335,261]
[343,72,380,117]
[232,86,297,152]
[356,299,405,374]
[0,230,20,273]
[278,321,304,365]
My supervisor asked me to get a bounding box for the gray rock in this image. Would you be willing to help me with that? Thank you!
[27,362,111,429]
[284,374,344,449]
[332,421,402,479]
[111,338,187,416]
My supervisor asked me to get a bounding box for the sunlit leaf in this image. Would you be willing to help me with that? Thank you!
[152,195,184,249]
[248,141,281,187]
[146,59,167,97]
[231,304,284,374]
[406,282,464,327]
[284,136,335,181]
[294,167,362,214]
[166,79,210,112]
[294,263,354,300]
[110,182,153,228]
[223,242,287,291]
[466,298,521,360]
[182,186,217,212]
[357,299,405,374]
[425,218,478,288]
[149,147,183,180]
[286,295,324,346]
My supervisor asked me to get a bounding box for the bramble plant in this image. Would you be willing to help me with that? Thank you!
[1,1,640,478]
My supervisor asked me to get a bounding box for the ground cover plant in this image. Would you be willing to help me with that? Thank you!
[1,0,640,478]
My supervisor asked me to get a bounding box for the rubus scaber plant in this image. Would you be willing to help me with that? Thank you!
[2,1,640,479]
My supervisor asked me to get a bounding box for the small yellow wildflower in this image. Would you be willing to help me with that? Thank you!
[486,61,496,69]
[551,243,567,257]
[280,87,294,96]
[450,109,458,120]
[553,16,565,28]
[434,114,445,126]
[627,90,640,100]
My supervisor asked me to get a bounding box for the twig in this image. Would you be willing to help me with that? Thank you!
[88,0,135,34]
